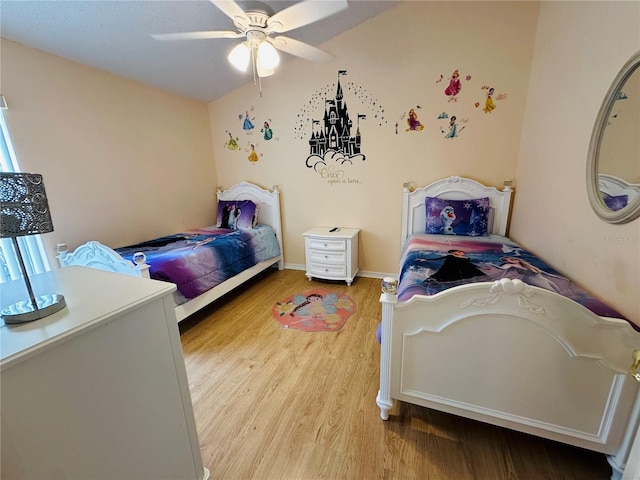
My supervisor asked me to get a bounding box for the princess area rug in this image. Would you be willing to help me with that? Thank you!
[272,288,357,332]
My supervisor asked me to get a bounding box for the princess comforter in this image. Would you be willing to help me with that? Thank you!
[399,234,626,321]
[116,225,280,300]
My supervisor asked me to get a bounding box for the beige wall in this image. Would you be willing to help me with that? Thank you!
[510,1,640,323]
[0,39,217,256]
[3,1,637,324]
[209,1,539,275]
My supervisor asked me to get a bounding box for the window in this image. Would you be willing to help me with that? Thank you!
[0,107,52,284]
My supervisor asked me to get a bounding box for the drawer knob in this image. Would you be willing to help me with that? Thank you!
[324,243,328,247]
[324,255,328,259]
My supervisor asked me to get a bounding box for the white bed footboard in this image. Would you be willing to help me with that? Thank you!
[377,279,640,479]
[57,241,150,278]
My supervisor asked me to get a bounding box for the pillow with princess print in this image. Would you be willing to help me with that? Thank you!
[600,192,628,212]
[425,196,490,236]
[216,200,259,230]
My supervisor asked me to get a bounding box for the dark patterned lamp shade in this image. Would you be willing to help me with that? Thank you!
[0,173,54,237]
[0,172,65,324]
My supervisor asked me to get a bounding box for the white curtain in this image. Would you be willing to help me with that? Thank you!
[0,105,52,284]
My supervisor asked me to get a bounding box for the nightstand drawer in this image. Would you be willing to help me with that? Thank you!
[307,238,346,251]
[309,250,346,264]
[309,263,347,278]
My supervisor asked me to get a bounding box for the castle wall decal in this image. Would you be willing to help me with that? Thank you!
[305,71,367,171]
[308,70,365,159]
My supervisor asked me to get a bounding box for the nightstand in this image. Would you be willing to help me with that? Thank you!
[303,227,360,286]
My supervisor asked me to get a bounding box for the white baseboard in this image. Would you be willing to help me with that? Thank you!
[284,263,306,271]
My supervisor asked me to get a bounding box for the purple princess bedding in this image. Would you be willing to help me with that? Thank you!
[116,225,280,302]
[398,234,627,321]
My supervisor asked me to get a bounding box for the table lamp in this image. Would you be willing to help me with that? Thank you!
[0,172,66,324]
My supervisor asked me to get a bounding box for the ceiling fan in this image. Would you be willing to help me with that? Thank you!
[152,0,349,78]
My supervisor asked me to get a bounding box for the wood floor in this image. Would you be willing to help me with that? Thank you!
[179,269,611,480]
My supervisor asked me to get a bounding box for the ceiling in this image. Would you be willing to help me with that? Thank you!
[0,0,398,103]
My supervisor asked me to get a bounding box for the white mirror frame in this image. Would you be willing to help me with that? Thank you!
[586,49,640,224]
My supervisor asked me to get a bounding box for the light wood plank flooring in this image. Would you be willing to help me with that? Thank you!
[179,269,610,480]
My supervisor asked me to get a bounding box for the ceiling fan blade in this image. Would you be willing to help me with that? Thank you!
[152,31,243,41]
[269,36,333,62]
[210,0,250,29]
[266,0,349,34]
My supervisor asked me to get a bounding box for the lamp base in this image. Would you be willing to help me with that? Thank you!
[1,294,66,324]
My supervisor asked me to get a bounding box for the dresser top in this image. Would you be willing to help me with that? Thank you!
[1,266,176,368]
[303,227,360,239]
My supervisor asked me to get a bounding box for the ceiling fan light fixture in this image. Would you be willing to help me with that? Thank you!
[153,0,350,90]
[257,41,280,70]
[256,59,275,78]
[228,42,250,72]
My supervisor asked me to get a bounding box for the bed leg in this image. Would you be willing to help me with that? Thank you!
[378,286,397,422]
[607,387,640,480]
[376,391,392,421]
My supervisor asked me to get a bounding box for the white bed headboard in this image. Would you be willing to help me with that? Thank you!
[401,176,513,247]
[598,173,640,202]
[216,181,283,258]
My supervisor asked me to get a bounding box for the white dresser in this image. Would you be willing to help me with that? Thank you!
[1,266,207,480]
[303,227,360,286]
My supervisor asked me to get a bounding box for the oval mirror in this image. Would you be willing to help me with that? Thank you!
[587,49,640,224]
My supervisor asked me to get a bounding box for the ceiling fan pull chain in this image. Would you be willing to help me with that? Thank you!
[249,43,263,97]
[251,45,257,85]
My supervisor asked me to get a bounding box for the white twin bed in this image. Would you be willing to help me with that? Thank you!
[57,182,283,322]
[376,176,640,480]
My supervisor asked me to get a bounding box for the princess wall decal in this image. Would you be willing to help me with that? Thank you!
[444,69,462,101]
